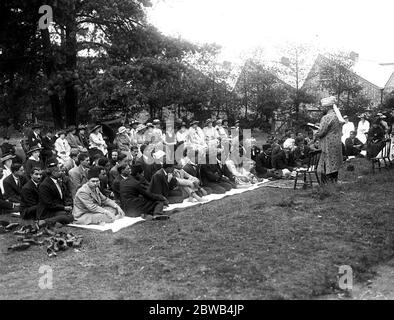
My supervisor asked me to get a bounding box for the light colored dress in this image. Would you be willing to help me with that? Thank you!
[356,119,370,144]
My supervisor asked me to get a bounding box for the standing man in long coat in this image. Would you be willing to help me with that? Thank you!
[316,96,343,183]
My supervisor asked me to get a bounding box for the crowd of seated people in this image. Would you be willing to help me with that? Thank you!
[0,118,257,225]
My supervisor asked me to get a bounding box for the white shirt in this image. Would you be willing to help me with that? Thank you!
[176,129,189,143]
[89,132,107,155]
[342,121,355,143]
[283,138,295,150]
[55,137,71,159]
[50,177,63,199]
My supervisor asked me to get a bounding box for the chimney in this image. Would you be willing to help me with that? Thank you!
[349,51,359,62]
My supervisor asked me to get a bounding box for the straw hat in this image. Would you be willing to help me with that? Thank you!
[117,126,127,134]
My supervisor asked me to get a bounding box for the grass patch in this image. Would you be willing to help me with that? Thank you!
[1,158,394,299]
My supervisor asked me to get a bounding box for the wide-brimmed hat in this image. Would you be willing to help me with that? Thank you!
[26,145,43,155]
[117,126,127,134]
[153,119,161,124]
[358,113,366,118]
[190,120,199,126]
[205,119,213,125]
[0,153,16,162]
[146,122,154,128]
[136,124,147,132]
[77,124,87,130]
[215,119,223,124]
[57,130,66,136]
[91,124,102,132]
[343,115,349,119]
[376,112,387,118]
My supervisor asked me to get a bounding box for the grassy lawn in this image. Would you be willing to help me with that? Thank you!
[1,158,394,299]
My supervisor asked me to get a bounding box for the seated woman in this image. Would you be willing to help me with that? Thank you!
[223,150,257,187]
[366,120,386,159]
[72,166,125,225]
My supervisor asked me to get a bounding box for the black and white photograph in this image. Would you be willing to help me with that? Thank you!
[1,0,394,305]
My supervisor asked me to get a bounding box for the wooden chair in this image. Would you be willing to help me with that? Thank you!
[371,138,392,173]
[294,150,322,189]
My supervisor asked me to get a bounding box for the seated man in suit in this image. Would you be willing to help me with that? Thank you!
[37,162,74,226]
[135,144,161,182]
[148,161,185,204]
[3,163,27,203]
[0,166,20,214]
[111,163,130,202]
[254,144,274,178]
[108,153,128,186]
[345,131,364,157]
[68,153,90,198]
[120,164,169,220]
[200,152,234,194]
[72,166,125,225]
[20,167,42,220]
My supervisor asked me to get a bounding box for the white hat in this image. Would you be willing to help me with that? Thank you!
[117,126,127,134]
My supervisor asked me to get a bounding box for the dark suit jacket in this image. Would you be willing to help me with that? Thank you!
[135,156,161,182]
[27,132,42,148]
[255,152,272,175]
[148,168,178,198]
[120,176,164,216]
[183,163,201,180]
[37,176,67,219]
[200,163,222,185]
[0,190,13,214]
[20,180,40,219]
[111,175,127,201]
[3,174,27,203]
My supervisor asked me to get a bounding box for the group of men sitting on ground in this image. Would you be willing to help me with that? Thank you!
[0,118,261,226]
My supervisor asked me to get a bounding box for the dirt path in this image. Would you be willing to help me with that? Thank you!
[318,259,394,300]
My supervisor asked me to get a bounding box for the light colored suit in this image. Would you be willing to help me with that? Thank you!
[72,183,121,225]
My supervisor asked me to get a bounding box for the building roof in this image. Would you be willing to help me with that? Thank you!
[352,60,394,88]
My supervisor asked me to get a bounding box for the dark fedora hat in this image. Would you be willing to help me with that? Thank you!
[26,145,43,155]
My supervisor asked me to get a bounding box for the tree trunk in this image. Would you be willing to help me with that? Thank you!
[64,4,78,126]
[40,28,63,128]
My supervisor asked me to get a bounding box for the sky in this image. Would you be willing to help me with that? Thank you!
[147,0,394,65]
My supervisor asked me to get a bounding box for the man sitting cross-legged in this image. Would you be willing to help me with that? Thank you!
[72,166,125,225]
[120,164,169,220]
[200,151,234,194]
[345,131,364,157]
[20,167,42,220]
[148,161,186,204]
[37,162,74,226]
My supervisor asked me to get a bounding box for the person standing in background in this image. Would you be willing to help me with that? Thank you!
[356,113,370,145]
[315,96,343,183]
